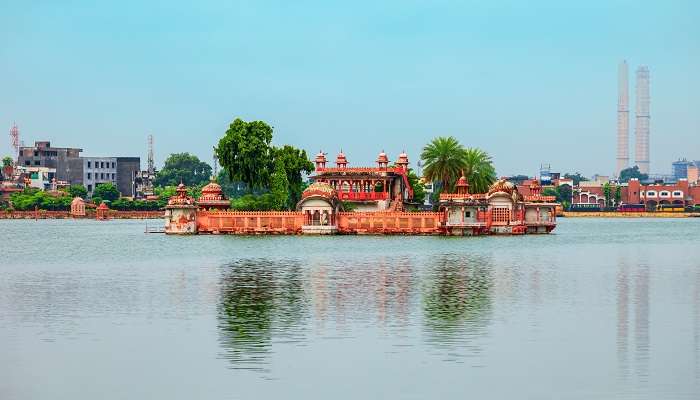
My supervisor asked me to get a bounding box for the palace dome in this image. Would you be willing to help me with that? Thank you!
[315,151,327,163]
[302,182,338,200]
[376,151,389,164]
[200,180,223,197]
[198,178,229,210]
[529,179,541,190]
[71,197,85,206]
[397,151,409,164]
[487,178,516,196]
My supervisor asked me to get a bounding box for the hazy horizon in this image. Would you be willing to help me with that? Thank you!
[2,1,699,177]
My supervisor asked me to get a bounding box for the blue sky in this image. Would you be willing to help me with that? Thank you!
[2,0,698,176]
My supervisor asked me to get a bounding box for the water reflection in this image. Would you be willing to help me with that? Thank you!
[217,259,307,371]
[616,260,630,379]
[616,257,650,383]
[422,255,493,353]
[634,266,650,381]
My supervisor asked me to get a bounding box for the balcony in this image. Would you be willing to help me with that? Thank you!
[338,191,388,201]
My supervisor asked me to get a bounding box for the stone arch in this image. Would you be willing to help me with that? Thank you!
[672,200,684,205]
[581,194,589,203]
[646,200,657,211]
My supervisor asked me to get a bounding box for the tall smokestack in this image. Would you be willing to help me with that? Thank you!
[616,61,629,176]
[635,66,650,174]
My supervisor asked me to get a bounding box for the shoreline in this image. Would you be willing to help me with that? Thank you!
[0,210,163,219]
[561,211,700,218]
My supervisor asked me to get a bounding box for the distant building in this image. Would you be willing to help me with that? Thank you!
[17,140,140,197]
[688,165,699,184]
[116,157,140,198]
[17,141,83,184]
[83,157,117,195]
[671,158,700,180]
[634,66,650,174]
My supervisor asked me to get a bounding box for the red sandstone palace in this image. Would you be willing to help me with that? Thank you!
[165,151,558,236]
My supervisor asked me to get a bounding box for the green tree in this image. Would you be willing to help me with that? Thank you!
[215,118,274,192]
[272,145,314,208]
[407,169,426,204]
[614,185,622,206]
[421,136,466,192]
[270,158,290,210]
[155,153,212,187]
[2,156,12,167]
[67,184,88,199]
[462,147,496,194]
[619,166,648,183]
[603,182,612,208]
[563,172,587,186]
[93,183,120,202]
[557,184,572,208]
[421,137,495,194]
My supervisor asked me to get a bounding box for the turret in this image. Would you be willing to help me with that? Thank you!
[396,151,409,172]
[455,172,469,195]
[335,151,348,169]
[376,150,389,170]
[314,151,327,171]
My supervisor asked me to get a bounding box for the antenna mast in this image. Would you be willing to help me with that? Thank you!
[9,122,19,159]
[213,148,219,177]
[147,134,155,175]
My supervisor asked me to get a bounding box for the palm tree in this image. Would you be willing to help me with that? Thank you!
[462,147,496,193]
[421,136,467,192]
[421,137,496,194]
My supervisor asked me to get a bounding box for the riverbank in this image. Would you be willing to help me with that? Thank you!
[562,211,700,218]
[0,210,163,219]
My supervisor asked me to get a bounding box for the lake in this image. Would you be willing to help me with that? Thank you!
[1,218,699,399]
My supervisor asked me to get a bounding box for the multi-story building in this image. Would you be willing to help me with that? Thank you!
[116,157,141,198]
[82,157,117,194]
[17,141,83,184]
[17,140,140,197]
[672,158,700,181]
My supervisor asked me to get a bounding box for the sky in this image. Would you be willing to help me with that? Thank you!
[1,0,699,177]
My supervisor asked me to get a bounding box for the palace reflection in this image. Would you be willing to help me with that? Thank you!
[217,259,307,371]
[422,254,493,351]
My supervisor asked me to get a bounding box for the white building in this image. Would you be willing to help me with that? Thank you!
[82,157,117,194]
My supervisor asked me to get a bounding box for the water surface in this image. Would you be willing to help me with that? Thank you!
[1,218,699,399]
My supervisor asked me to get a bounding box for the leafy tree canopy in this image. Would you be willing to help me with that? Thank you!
[155,152,212,187]
[10,190,72,211]
[407,169,426,204]
[271,145,314,208]
[618,165,648,183]
[270,158,290,210]
[93,183,120,202]
[215,119,273,191]
[66,184,87,199]
[563,172,587,186]
[2,156,12,167]
[421,136,496,194]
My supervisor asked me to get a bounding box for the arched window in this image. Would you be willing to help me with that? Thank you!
[659,191,671,198]
[645,191,657,197]
[672,191,683,197]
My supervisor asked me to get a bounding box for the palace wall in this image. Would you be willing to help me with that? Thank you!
[337,211,443,234]
[197,211,304,234]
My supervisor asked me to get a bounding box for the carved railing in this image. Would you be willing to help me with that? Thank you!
[338,191,388,201]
